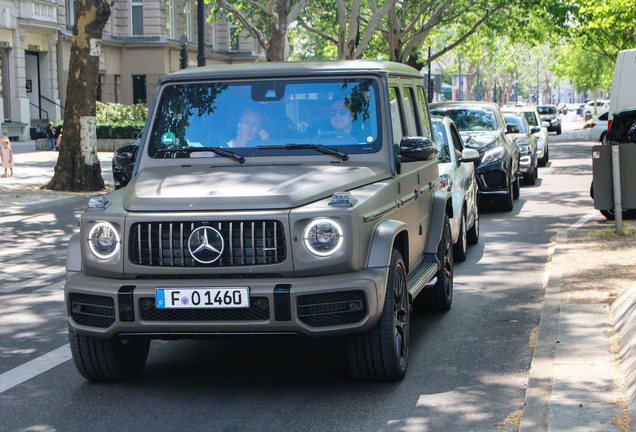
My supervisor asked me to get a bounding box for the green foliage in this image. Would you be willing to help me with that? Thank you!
[96,124,144,139]
[553,42,613,93]
[96,101,148,125]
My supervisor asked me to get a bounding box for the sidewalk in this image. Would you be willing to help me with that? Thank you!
[520,217,636,432]
[0,146,114,208]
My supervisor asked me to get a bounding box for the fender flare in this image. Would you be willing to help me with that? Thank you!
[426,189,453,255]
[367,219,408,269]
[66,233,83,272]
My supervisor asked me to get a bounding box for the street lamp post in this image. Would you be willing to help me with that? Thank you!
[197,0,206,67]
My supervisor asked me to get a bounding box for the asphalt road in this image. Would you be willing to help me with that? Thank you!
[0,112,602,431]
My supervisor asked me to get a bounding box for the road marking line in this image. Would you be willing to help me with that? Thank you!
[0,344,71,394]
[568,210,598,231]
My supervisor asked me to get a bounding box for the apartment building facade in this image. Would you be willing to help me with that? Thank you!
[0,0,264,140]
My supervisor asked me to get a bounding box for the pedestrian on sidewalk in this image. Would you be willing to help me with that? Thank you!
[1,136,14,177]
[46,122,56,151]
[55,126,63,151]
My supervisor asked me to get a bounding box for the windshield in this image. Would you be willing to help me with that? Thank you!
[147,78,381,158]
[432,121,452,163]
[429,107,497,131]
[523,111,539,126]
[503,114,528,133]
[537,106,557,115]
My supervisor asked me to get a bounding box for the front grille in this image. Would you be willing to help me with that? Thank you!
[129,220,286,267]
[297,291,366,327]
[480,171,506,188]
[139,297,270,321]
[69,293,116,328]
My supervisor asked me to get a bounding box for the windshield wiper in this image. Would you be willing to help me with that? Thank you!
[154,147,245,164]
[257,144,348,161]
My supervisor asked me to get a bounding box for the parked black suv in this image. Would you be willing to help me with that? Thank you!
[430,102,521,211]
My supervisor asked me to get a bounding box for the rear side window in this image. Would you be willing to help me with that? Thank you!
[607,111,636,143]
[388,87,405,146]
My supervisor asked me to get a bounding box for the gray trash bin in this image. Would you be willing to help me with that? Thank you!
[592,143,636,211]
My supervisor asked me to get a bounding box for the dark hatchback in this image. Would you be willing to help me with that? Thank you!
[537,105,561,134]
[430,101,521,211]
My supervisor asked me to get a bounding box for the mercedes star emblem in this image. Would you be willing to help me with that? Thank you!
[188,226,225,264]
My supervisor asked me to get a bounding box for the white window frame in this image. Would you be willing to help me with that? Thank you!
[184,1,193,42]
[66,0,75,29]
[166,0,175,39]
[131,0,144,36]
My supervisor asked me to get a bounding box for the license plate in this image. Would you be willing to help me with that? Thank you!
[156,288,250,309]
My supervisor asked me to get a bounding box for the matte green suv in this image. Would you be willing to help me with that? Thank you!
[65,61,454,382]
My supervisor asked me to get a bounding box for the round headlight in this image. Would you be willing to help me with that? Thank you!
[88,222,120,259]
[303,219,343,257]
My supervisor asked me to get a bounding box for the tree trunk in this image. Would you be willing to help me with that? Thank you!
[45,0,112,192]
[266,0,290,62]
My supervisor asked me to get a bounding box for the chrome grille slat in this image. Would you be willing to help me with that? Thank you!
[129,220,286,267]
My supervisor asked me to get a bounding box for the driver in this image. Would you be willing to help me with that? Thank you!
[329,99,354,134]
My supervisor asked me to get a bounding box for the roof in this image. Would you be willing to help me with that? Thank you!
[161,60,422,82]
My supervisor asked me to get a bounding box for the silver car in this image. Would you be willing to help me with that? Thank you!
[432,116,480,262]
[502,106,549,166]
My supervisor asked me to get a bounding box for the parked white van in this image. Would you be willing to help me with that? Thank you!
[608,48,636,127]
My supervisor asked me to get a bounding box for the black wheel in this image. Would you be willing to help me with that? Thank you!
[453,212,467,262]
[600,132,607,144]
[69,326,150,381]
[513,174,520,199]
[500,178,514,211]
[347,249,409,381]
[412,215,453,311]
[600,209,636,220]
[524,165,537,185]
[556,126,562,135]
[467,203,479,245]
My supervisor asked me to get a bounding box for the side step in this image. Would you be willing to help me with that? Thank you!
[406,254,439,300]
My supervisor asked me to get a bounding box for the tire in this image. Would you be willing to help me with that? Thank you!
[347,249,409,381]
[500,177,514,212]
[453,212,467,262]
[600,132,607,144]
[556,126,562,135]
[539,146,549,166]
[69,326,150,381]
[524,164,537,186]
[600,209,636,220]
[467,203,479,245]
[412,215,453,311]
[513,174,520,199]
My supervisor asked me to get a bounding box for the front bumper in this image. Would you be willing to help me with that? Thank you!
[474,158,510,196]
[65,268,388,339]
[519,154,533,173]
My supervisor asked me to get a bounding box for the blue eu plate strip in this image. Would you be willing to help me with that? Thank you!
[156,289,166,308]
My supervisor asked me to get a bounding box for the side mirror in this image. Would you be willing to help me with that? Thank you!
[459,148,480,166]
[530,126,541,134]
[506,123,520,134]
[399,137,437,161]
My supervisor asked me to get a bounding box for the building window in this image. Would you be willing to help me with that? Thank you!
[132,75,147,104]
[114,75,120,103]
[230,25,240,51]
[184,1,192,42]
[66,0,75,29]
[131,0,144,36]
[166,0,175,39]
[97,74,105,102]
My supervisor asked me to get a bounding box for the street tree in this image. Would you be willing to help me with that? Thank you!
[212,0,308,61]
[46,0,113,192]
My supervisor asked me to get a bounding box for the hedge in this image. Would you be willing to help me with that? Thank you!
[96,123,145,139]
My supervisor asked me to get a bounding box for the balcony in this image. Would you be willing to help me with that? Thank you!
[20,1,58,24]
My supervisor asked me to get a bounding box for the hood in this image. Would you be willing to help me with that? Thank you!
[123,163,392,211]
[459,131,500,150]
[540,114,557,121]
